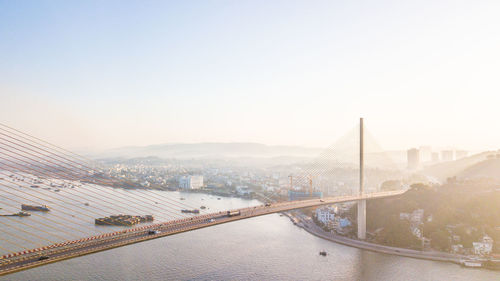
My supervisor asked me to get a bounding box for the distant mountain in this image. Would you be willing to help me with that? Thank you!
[87,142,408,169]
[422,151,499,181]
[91,142,324,159]
[456,156,500,181]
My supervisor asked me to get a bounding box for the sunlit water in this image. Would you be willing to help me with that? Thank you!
[1,186,499,280]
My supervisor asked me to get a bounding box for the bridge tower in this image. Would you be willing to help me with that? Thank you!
[357,117,367,239]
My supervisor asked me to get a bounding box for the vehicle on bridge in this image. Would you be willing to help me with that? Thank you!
[227,210,240,217]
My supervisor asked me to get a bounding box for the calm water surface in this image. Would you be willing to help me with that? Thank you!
[2,189,500,281]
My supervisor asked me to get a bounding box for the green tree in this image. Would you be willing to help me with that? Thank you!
[380,180,401,191]
[375,218,420,248]
[430,229,450,251]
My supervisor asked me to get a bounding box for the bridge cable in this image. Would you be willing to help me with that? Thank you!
[0,126,207,213]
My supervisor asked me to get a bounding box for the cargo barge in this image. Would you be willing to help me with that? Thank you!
[0,212,31,217]
[21,204,50,212]
[181,209,200,214]
[95,214,154,226]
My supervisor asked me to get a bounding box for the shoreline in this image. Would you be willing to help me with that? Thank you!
[282,211,481,266]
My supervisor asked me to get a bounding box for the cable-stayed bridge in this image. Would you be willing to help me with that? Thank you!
[0,119,407,276]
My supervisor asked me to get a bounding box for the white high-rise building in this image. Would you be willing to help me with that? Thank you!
[441,150,454,162]
[407,148,420,170]
[432,152,440,163]
[179,175,204,189]
[419,146,432,162]
[455,150,468,160]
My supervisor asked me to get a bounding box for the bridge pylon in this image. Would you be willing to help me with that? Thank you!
[357,117,366,240]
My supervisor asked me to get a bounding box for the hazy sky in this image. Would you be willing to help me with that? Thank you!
[1,0,499,151]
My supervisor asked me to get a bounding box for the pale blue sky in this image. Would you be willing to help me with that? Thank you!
[1,0,500,151]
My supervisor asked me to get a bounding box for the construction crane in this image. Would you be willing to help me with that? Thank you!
[308,175,314,198]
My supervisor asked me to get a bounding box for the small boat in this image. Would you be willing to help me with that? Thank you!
[200,206,206,209]
[13,212,31,217]
[84,203,90,206]
[319,251,327,256]
[180,198,186,200]
[462,260,482,268]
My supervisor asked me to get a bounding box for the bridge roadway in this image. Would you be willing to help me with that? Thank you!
[0,190,405,276]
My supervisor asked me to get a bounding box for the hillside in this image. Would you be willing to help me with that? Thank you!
[457,157,500,181]
[358,184,500,251]
[422,151,497,182]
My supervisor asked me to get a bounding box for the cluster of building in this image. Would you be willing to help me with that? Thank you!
[407,146,469,170]
[399,209,429,239]
[314,205,352,234]
[101,157,390,204]
[101,157,370,201]
[450,234,494,256]
[105,163,179,188]
[399,209,496,256]
[235,185,251,196]
[472,235,494,256]
[179,175,204,189]
[103,160,287,195]
[449,230,494,256]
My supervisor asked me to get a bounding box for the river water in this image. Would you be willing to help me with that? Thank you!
[1,186,499,281]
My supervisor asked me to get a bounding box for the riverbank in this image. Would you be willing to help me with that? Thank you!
[282,211,500,268]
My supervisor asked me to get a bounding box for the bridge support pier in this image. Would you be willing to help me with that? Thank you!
[357,118,366,240]
[357,199,366,240]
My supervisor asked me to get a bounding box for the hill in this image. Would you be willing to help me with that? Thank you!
[91,142,323,159]
[456,156,500,181]
[422,151,498,182]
